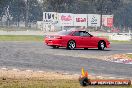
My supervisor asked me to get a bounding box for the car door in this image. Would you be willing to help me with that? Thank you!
[72,31,84,47]
[80,31,93,47]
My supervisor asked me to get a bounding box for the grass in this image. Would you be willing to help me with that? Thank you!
[0,26,41,31]
[0,78,79,88]
[0,78,131,88]
[0,35,44,42]
[110,40,132,44]
[126,54,132,59]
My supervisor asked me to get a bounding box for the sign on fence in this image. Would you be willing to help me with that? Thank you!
[88,14,101,27]
[102,15,113,28]
[43,12,114,28]
[73,14,87,27]
[43,12,59,25]
[59,13,74,26]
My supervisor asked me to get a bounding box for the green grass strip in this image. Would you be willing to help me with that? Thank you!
[126,54,132,59]
[0,78,131,88]
[0,35,44,42]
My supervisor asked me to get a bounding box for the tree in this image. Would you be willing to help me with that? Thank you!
[114,2,132,28]
[23,0,43,27]
[28,0,43,22]
[0,0,10,20]
[42,0,75,13]
[0,0,132,29]
[9,0,25,27]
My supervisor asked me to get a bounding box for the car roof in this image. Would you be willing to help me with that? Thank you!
[68,28,86,32]
[71,30,86,32]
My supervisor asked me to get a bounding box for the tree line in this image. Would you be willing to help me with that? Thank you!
[0,0,132,28]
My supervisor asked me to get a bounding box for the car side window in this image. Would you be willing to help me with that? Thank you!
[79,32,84,36]
[84,32,91,36]
[80,31,91,37]
[73,31,91,37]
[73,31,80,36]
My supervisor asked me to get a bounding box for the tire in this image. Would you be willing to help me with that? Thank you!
[84,48,88,50]
[79,77,90,86]
[52,46,59,49]
[98,41,105,50]
[67,40,76,50]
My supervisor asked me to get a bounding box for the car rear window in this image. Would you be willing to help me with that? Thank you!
[57,31,72,35]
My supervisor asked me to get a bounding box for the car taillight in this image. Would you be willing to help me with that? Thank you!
[54,36,62,39]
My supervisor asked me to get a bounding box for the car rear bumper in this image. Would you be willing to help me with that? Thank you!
[45,38,62,46]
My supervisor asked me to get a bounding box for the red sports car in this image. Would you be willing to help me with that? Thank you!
[45,30,110,50]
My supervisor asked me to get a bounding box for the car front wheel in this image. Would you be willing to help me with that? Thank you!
[67,40,76,50]
[98,41,105,50]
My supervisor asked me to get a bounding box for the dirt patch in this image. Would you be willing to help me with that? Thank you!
[111,54,132,59]
[106,53,132,64]
[0,68,130,82]
[0,69,79,80]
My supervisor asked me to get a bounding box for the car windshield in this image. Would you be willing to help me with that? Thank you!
[57,31,72,35]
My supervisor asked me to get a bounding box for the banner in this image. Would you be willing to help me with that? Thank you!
[42,12,114,27]
[59,13,74,26]
[43,12,59,25]
[73,14,87,27]
[88,14,101,27]
[102,15,113,28]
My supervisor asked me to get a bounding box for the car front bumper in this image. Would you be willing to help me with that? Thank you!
[106,42,110,48]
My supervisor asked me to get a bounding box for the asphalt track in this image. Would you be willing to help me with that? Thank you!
[0,42,132,78]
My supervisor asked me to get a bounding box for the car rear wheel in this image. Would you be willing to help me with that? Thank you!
[67,40,76,50]
[98,41,105,50]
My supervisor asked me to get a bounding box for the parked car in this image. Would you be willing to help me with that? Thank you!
[45,30,110,50]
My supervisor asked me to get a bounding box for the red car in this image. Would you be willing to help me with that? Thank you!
[45,30,110,50]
